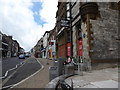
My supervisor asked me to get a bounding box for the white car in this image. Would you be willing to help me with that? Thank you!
[19,54,25,59]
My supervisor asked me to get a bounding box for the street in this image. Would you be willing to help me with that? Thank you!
[2,57,41,89]
[2,57,25,77]
[0,1,119,89]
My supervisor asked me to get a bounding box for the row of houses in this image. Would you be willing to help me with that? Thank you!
[33,2,120,67]
[0,31,24,58]
[32,29,57,59]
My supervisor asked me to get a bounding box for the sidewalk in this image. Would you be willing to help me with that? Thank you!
[65,67,119,88]
[12,58,53,88]
[11,58,119,89]
[46,67,119,89]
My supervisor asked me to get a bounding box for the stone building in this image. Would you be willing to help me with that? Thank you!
[19,47,25,54]
[56,2,71,59]
[39,38,44,58]
[80,2,119,64]
[11,40,19,57]
[1,32,21,58]
[56,1,119,69]
[34,37,43,58]
[2,34,9,58]
[42,31,50,58]
[7,36,13,57]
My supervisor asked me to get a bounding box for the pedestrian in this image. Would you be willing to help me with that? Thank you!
[64,56,71,65]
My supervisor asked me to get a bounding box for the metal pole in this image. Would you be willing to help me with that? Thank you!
[78,56,83,76]
[80,56,83,76]
[69,2,73,58]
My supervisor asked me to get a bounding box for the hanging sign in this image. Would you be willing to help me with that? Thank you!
[60,19,70,27]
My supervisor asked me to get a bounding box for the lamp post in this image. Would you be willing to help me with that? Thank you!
[69,2,73,59]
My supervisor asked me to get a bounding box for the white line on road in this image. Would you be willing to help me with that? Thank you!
[2,70,17,86]
[2,61,26,89]
[2,84,13,89]
[0,61,26,79]
[9,58,44,89]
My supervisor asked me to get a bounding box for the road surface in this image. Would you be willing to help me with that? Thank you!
[2,57,41,89]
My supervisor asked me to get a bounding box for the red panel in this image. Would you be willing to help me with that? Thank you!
[79,39,82,56]
[67,43,71,56]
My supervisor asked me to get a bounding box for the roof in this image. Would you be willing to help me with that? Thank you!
[43,31,50,37]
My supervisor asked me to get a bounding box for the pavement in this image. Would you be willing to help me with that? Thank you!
[65,67,119,88]
[10,58,119,89]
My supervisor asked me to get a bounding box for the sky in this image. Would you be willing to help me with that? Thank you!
[0,0,58,52]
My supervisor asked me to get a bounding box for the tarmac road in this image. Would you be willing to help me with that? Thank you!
[2,57,41,89]
[2,57,26,77]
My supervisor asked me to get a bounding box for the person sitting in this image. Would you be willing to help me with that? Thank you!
[64,56,71,65]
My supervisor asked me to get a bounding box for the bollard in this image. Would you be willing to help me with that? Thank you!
[80,63,83,76]
[77,56,83,76]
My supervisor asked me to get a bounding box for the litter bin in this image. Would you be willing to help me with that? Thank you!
[49,66,58,81]
[64,64,75,75]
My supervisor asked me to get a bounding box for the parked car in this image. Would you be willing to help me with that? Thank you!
[25,53,29,57]
[19,54,25,59]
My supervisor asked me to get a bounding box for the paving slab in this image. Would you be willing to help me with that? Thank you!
[82,84,98,88]
[65,67,118,88]
[91,80,118,88]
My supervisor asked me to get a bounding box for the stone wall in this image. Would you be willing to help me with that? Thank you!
[81,23,90,60]
[81,2,119,62]
[72,3,80,58]
[72,26,77,57]
[91,2,119,61]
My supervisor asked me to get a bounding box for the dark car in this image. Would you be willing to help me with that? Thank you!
[19,54,25,59]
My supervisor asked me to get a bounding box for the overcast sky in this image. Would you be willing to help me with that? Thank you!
[0,0,58,52]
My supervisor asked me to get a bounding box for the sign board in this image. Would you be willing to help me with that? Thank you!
[49,66,58,81]
[60,19,70,27]
[83,33,86,38]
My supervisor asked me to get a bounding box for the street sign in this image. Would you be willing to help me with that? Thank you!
[60,19,70,27]
[83,33,86,38]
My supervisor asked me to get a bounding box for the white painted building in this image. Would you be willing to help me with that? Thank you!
[42,31,50,58]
